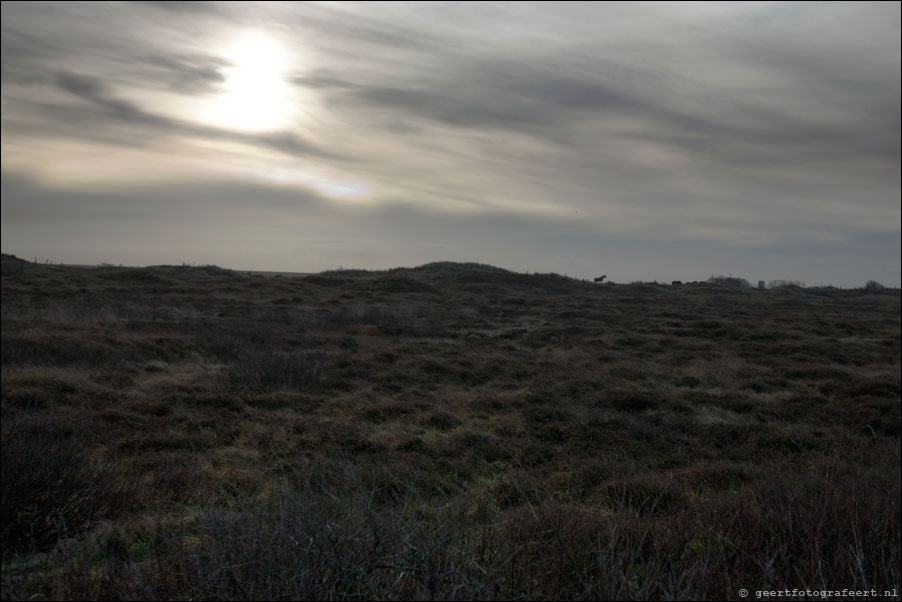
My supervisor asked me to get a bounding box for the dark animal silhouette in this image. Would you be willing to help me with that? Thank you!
[594,275,607,283]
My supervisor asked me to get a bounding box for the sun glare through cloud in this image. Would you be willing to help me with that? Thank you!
[207,30,297,132]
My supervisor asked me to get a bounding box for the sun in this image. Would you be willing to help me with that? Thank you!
[209,31,297,132]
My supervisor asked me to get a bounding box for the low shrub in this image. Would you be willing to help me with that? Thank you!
[1,414,139,554]
[231,349,328,391]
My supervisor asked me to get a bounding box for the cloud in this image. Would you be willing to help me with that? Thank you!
[285,1,898,186]
[0,171,331,223]
[1,1,898,286]
[57,71,170,127]
[295,51,898,177]
[50,71,337,160]
[141,53,228,94]
[132,1,222,14]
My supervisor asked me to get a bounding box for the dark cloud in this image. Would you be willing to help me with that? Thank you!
[131,1,222,15]
[292,74,361,90]
[1,1,233,91]
[296,67,637,128]
[56,71,169,127]
[141,54,227,94]
[50,71,337,160]
[1,21,67,85]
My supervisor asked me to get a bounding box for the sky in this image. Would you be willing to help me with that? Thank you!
[1,1,899,287]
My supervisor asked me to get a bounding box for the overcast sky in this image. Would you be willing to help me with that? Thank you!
[1,1,899,286]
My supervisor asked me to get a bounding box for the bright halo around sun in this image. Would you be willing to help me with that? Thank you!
[209,31,297,132]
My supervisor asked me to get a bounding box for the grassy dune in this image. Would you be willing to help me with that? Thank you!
[1,262,900,600]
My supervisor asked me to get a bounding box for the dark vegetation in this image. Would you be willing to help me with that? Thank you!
[2,262,900,600]
[707,275,752,288]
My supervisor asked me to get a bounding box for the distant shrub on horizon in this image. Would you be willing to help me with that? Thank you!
[864,280,885,290]
[768,280,806,289]
[708,275,751,288]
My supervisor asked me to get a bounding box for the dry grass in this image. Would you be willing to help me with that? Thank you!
[2,263,900,600]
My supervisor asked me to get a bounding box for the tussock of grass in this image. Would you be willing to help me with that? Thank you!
[1,414,140,554]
